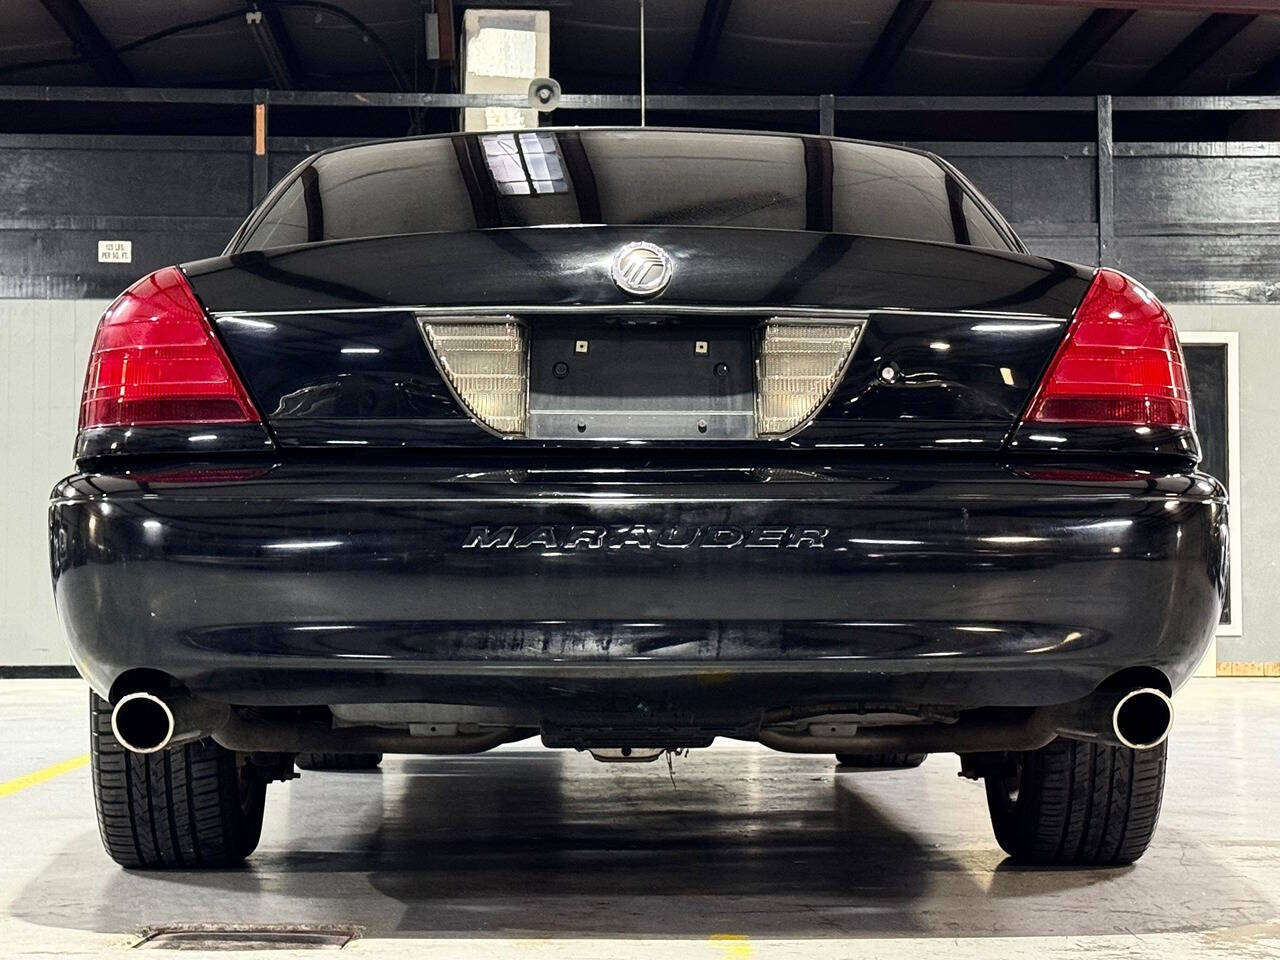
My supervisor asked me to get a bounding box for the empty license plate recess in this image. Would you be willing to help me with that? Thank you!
[527,320,755,440]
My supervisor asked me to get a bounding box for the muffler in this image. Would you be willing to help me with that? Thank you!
[110,691,231,754]
[211,714,534,754]
[755,712,1057,755]
[1042,685,1174,750]
[754,685,1174,756]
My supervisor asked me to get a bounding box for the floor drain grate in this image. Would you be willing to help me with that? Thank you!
[134,923,360,951]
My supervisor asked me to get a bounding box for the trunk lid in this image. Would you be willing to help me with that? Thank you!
[184,226,1091,452]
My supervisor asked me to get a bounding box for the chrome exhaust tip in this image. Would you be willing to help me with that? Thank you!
[109,690,231,754]
[110,692,176,754]
[1111,687,1174,750]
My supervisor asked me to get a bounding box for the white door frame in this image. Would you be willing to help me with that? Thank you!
[1179,331,1241,675]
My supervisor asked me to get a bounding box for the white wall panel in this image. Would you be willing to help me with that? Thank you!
[0,299,108,665]
[1172,305,1274,666]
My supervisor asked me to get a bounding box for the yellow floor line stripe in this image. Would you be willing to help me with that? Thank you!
[0,754,89,797]
[709,934,753,959]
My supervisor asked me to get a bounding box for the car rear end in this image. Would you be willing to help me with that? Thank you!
[49,128,1225,868]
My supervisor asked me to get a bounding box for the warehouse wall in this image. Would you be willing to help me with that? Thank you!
[2,134,1277,302]
[1,298,108,666]
[1173,305,1267,665]
[0,297,1272,669]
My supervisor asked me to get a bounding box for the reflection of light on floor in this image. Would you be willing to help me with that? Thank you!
[745,746,764,839]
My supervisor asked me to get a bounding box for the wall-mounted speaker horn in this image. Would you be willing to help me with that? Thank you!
[528,77,561,112]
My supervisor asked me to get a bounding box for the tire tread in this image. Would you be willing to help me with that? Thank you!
[89,691,265,869]
[986,737,1166,866]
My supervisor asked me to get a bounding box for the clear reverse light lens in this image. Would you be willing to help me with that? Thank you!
[422,320,527,436]
[756,321,863,436]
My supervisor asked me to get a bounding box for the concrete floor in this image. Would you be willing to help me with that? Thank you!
[1,678,1277,959]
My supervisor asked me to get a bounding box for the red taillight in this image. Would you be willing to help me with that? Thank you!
[79,267,258,430]
[1024,268,1190,429]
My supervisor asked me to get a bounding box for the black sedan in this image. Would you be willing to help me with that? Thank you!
[49,127,1225,870]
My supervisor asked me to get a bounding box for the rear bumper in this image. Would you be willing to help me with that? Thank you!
[50,460,1226,713]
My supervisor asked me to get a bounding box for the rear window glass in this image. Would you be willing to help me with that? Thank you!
[242,130,1013,252]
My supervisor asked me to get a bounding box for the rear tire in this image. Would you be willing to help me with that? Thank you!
[984,737,1166,866]
[90,691,266,869]
[295,752,382,771]
[835,752,927,769]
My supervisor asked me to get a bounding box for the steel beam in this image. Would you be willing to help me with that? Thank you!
[834,94,1096,111]
[36,0,132,85]
[686,0,733,83]
[1027,9,1136,94]
[0,85,253,104]
[1113,94,1280,110]
[252,88,269,204]
[851,0,932,94]
[1133,13,1257,94]
[1095,94,1115,267]
[818,93,835,136]
[0,85,1276,114]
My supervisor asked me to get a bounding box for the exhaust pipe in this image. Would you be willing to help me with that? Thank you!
[111,692,529,756]
[110,691,230,754]
[1042,685,1174,751]
[1111,687,1175,750]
